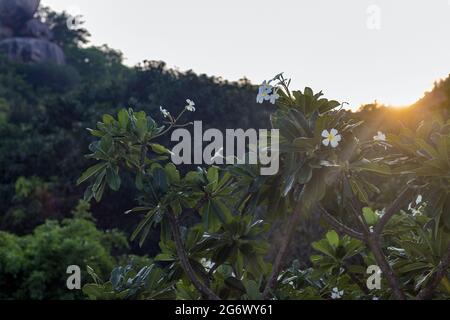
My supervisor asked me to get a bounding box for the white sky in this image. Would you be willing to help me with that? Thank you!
[42,0,450,109]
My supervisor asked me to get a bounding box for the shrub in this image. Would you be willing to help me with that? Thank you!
[0,207,128,299]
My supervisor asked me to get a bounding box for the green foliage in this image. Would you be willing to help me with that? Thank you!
[83,263,175,300]
[0,211,128,299]
[387,116,450,229]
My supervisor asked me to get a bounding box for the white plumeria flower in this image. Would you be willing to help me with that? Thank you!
[416,195,422,205]
[322,129,342,148]
[269,89,280,104]
[331,287,344,299]
[376,208,386,218]
[369,226,374,233]
[256,81,273,104]
[200,258,214,271]
[160,106,170,118]
[373,131,386,142]
[185,99,196,112]
[372,297,379,300]
[408,195,424,216]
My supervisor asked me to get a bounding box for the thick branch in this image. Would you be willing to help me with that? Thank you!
[416,244,450,300]
[348,200,406,300]
[318,205,364,240]
[374,186,410,235]
[167,210,220,300]
[262,202,302,299]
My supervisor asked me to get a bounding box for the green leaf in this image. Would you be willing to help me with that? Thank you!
[153,167,168,192]
[130,209,157,243]
[293,137,316,151]
[362,207,378,225]
[244,280,262,300]
[150,143,169,155]
[102,114,115,125]
[136,116,148,139]
[154,253,175,262]
[77,162,108,185]
[207,166,219,189]
[94,181,106,202]
[165,163,180,183]
[82,284,104,299]
[312,239,335,258]
[118,109,129,129]
[349,178,369,204]
[170,200,182,216]
[297,165,313,184]
[352,159,391,175]
[326,230,339,247]
[106,166,121,191]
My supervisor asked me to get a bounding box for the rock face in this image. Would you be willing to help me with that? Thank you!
[0,0,65,65]
[0,25,13,39]
[0,38,65,64]
[20,18,53,39]
[0,0,40,29]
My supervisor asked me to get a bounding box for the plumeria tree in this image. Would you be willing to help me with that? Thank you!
[79,74,450,300]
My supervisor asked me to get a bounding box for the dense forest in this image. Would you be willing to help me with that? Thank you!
[0,6,449,300]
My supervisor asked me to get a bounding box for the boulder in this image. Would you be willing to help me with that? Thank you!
[0,25,14,39]
[0,0,41,29]
[20,18,52,39]
[0,37,65,65]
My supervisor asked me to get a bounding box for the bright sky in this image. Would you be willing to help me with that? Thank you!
[42,0,450,109]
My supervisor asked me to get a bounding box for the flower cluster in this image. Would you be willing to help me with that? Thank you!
[185,99,196,112]
[331,287,344,299]
[160,99,196,119]
[160,106,170,118]
[373,131,386,142]
[408,195,425,216]
[256,81,280,104]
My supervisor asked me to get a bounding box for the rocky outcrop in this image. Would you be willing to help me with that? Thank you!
[0,38,65,64]
[20,18,53,39]
[0,0,65,65]
[0,0,40,29]
[0,25,14,39]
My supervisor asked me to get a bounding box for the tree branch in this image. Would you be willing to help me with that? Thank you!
[318,205,364,240]
[348,200,406,300]
[416,244,450,300]
[374,186,410,235]
[166,209,220,300]
[262,201,302,299]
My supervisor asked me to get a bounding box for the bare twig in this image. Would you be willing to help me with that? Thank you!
[318,205,364,240]
[167,209,220,300]
[416,244,450,300]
